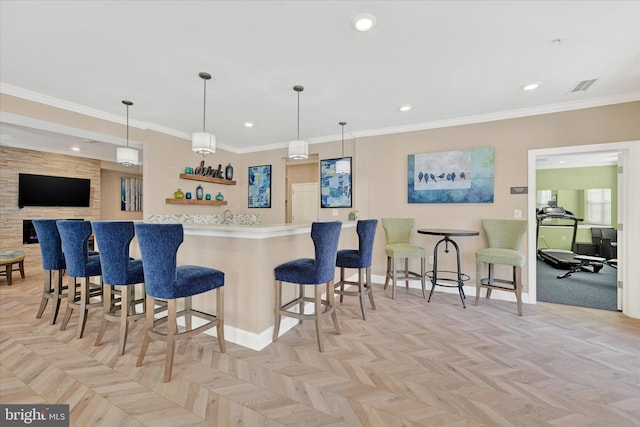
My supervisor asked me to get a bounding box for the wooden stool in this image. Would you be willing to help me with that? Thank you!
[0,250,26,286]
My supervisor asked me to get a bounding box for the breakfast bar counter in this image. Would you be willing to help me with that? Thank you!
[156,222,356,350]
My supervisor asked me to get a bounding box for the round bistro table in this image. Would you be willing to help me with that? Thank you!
[417,229,479,308]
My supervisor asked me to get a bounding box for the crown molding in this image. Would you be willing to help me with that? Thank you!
[3,82,638,155]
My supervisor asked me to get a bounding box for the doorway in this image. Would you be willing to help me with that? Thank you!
[528,141,639,317]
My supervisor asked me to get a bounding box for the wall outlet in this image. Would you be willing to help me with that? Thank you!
[331,209,338,217]
[514,209,522,219]
[561,235,566,241]
[428,255,434,265]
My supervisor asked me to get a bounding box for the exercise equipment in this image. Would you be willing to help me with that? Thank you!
[536,206,604,278]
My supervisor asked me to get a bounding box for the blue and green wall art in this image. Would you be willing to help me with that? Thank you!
[408,147,494,203]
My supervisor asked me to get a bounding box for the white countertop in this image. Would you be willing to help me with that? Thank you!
[182,221,355,239]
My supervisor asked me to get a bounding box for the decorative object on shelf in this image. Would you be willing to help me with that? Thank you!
[248,165,272,208]
[408,147,494,204]
[225,163,233,180]
[121,176,142,211]
[186,192,192,200]
[288,85,308,160]
[116,100,139,167]
[196,185,204,200]
[174,188,184,199]
[215,192,224,201]
[205,193,211,200]
[184,166,193,174]
[336,122,351,175]
[192,71,216,155]
[193,160,224,179]
[321,157,352,208]
[349,210,358,221]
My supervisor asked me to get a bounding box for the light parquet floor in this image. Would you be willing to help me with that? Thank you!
[1,266,640,426]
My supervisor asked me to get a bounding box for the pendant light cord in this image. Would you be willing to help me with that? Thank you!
[202,78,207,133]
[296,90,300,140]
[126,103,129,148]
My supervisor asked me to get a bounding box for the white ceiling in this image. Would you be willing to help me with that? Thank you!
[1,1,639,165]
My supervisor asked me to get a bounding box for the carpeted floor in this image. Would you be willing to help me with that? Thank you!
[536,259,618,311]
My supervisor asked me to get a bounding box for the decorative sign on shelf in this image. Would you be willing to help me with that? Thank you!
[184,160,233,180]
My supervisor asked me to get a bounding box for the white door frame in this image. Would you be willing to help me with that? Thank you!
[527,140,640,319]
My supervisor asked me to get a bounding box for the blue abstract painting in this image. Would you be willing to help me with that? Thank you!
[320,157,352,208]
[248,165,271,208]
[408,147,494,203]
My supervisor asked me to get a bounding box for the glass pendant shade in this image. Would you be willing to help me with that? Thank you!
[116,146,139,167]
[288,139,308,160]
[192,131,216,155]
[336,157,350,174]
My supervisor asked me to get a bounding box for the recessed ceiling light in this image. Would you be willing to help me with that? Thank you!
[71,147,81,151]
[353,13,377,32]
[244,122,254,128]
[399,105,413,112]
[521,82,541,91]
[557,160,566,164]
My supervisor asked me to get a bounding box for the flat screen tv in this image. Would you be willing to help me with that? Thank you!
[18,173,91,208]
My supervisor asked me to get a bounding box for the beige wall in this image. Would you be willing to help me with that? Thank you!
[100,168,143,221]
[2,94,639,297]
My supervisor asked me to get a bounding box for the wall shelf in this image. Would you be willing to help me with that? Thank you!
[165,198,227,206]
[179,174,236,185]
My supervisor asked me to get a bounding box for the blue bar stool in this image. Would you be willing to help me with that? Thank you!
[57,220,103,338]
[273,221,342,352]
[134,223,225,382]
[92,221,146,355]
[32,219,68,325]
[335,219,378,320]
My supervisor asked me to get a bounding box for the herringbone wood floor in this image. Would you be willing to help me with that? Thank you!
[1,266,640,426]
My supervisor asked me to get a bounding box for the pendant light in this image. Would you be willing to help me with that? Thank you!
[335,121,350,175]
[288,85,308,160]
[116,100,139,167]
[192,72,216,155]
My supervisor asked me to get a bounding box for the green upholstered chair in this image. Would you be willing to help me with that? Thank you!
[381,218,426,299]
[475,219,527,316]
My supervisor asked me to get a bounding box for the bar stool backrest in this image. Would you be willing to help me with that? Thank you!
[481,219,527,250]
[56,220,96,277]
[32,219,65,271]
[311,221,343,284]
[134,223,182,298]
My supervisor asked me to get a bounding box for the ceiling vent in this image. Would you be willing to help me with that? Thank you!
[569,78,598,92]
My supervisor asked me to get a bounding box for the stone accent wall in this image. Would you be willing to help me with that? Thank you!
[0,146,101,273]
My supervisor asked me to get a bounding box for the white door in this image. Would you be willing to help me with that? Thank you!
[292,183,318,224]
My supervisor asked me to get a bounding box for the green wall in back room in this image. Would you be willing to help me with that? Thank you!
[536,165,617,250]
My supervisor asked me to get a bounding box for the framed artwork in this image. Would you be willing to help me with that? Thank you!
[121,176,142,211]
[408,147,494,203]
[248,165,271,208]
[320,157,352,208]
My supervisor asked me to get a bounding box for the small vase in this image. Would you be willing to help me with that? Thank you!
[215,192,224,201]
[174,188,184,199]
[205,193,211,200]
[196,185,204,200]
[225,163,234,180]
[185,192,192,200]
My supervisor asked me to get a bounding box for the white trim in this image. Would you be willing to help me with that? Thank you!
[4,82,638,155]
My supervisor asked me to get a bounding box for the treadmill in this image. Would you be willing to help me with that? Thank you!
[536,206,604,277]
